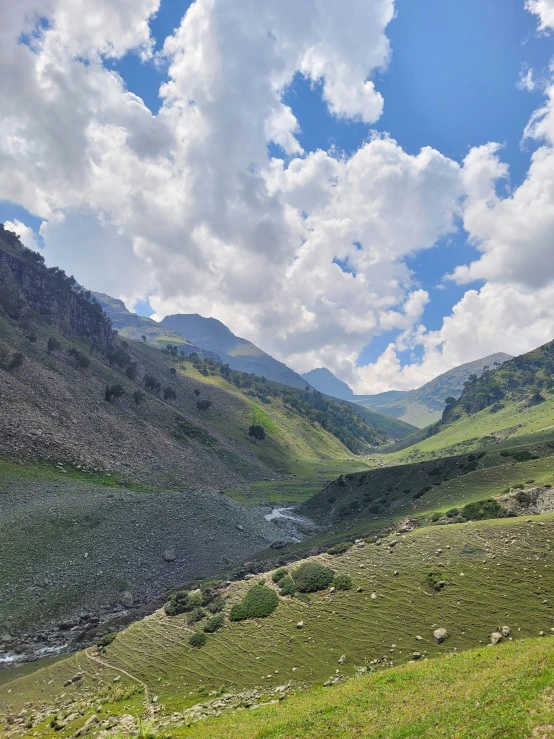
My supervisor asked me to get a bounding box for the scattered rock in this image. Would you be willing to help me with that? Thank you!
[338,654,346,665]
[501,625,511,637]
[412,652,422,660]
[121,591,134,608]
[490,632,502,646]
[163,549,176,562]
[433,628,448,644]
[296,621,304,629]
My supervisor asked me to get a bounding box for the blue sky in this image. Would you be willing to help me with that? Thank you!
[111,0,553,360]
[2,0,554,391]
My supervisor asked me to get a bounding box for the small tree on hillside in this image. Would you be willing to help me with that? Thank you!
[193,389,200,397]
[47,336,61,353]
[248,424,266,442]
[133,389,146,405]
[105,384,125,402]
[141,335,147,343]
[444,397,456,406]
[144,374,161,392]
[7,352,24,372]
[164,386,177,401]
[197,399,212,412]
[169,367,177,376]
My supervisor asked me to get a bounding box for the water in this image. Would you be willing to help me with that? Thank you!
[264,506,315,541]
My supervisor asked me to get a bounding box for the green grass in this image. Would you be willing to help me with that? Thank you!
[177,637,554,738]
[5,513,554,734]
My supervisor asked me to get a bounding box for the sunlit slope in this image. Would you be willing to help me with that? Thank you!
[4,514,553,736]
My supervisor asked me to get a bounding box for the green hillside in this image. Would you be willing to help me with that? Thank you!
[355,353,512,427]
[2,514,554,737]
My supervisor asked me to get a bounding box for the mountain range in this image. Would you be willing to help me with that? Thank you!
[303,353,513,428]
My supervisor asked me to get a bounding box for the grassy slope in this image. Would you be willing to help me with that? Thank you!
[4,513,554,737]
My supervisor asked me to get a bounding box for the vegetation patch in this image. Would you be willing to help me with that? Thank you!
[229,584,279,621]
[292,562,335,593]
[327,541,353,556]
[189,632,207,648]
[461,498,512,521]
[333,573,353,591]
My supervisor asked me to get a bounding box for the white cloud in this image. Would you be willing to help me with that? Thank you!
[526,0,554,31]
[3,0,554,399]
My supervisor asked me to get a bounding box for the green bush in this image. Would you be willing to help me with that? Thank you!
[186,607,205,625]
[430,512,441,522]
[272,568,288,583]
[229,584,279,621]
[327,542,353,556]
[445,508,459,518]
[203,613,225,633]
[333,574,353,591]
[97,632,117,649]
[189,632,206,648]
[461,498,509,521]
[165,589,204,616]
[7,352,24,371]
[278,576,296,596]
[292,562,334,593]
[47,336,61,353]
[207,595,226,614]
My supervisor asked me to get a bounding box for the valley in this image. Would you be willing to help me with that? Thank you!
[2,226,554,738]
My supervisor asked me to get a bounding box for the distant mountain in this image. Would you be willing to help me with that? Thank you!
[160,313,309,390]
[301,367,354,400]
[354,353,513,427]
[92,293,221,362]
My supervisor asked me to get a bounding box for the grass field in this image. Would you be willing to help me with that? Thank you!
[3,514,554,737]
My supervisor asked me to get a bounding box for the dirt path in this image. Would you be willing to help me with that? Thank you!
[85,648,152,715]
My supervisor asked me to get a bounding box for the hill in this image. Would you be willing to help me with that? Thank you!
[301,367,355,400]
[354,353,512,427]
[3,513,554,737]
[161,313,309,390]
[92,292,220,361]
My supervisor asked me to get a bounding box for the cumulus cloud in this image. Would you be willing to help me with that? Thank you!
[3,219,39,251]
[526,0,554,31]
[3,0,554,397]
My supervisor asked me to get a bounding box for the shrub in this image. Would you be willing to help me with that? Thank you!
[461,498,509,521]
[125,364,137,380]
[445,508,459,518]
[272,568,288,583]
[163,386,177,401]
[327,542,353,556]
[197,399,212,412]
[207,595,226,614]
[424,572,448,592]
[105,384,125,402]
[248,424,266,441]
[203,613,225,633]
[165,589,203,616]
[170,367,177,376]
[333,574,353,591]
[7,352,24,371]
[186,608,205,625]
[97,632,117,649]
[47,336,61,353]
[189,632,206,648]
[292,562,334,593]
[430,512,441,522]
[229,584,279,621]
[194,389,200,397]
[133,390,146,405]
[27,333,37,343]
[68,347,90,368]
[278,576,296,596]
[144,374,161,392]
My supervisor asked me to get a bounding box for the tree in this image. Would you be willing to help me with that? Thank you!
[105,384,125,402]
[125,363,137,380]
[47,337,61,353]
[197,399,212,412]
[169,367,177,376]
[144,374,161,392]
[133,389,146,405]
[141,335,147,343]
[7,352,24,372]
[164,386,177,401]
[193,389,200,397]
[248,424,266,442]
[444,397,456,406]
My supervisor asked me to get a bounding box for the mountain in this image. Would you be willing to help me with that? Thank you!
[161,313,309,390]
[92,292,221,362]
[301,367,355,400]
[354,353,513,427]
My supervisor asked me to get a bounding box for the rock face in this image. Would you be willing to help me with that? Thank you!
[0,226,113,348]
[433,628,449,643]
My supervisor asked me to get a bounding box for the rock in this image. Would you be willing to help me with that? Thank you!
[433,628,448,644]
[296,621,304,629]
[121,591,134,608]
[338,654,346,665]
[236,524,244,532]
[415,635,423,641]
[371,592,377,600]
[412,652,422,660]
[501,625,510,637]
[75,714,99,736]
[490,632,502,645]
[72,672,83,682]
[270,540,288,550]
[163,549,176,562]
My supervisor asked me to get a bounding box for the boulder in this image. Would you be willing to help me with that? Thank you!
[296,621,304,629]
[121,591,134,608]
[490,632,502,645]
[501,625,510,637]
[433,628,448,644]
[163,549,176,562]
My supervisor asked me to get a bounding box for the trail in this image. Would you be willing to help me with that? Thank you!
[85,647,153,716]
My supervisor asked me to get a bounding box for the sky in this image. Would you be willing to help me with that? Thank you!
[1,0,554,393]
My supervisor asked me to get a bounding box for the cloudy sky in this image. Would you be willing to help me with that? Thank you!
[2,0,554,392]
